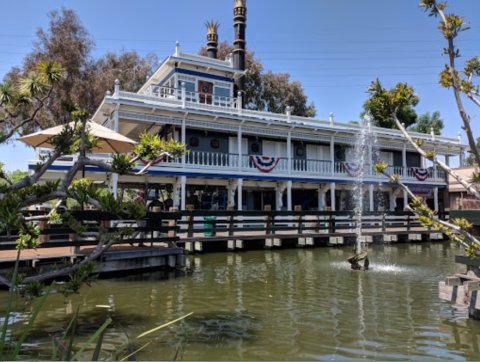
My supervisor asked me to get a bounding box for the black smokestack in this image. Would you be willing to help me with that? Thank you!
[234,0,246,107]
[205,20,220,59]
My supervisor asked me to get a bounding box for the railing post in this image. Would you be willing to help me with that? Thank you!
[237,92,243,115]
[181,82,186,109]
[404,207,411,231]
[227,205,235,237]
[264,205,272,235]
[329,112,334,127]
[151,207,161,244]
[286,106,291,123]
[175,41,180,56]
[295,205,303,235]
[114,79,120,99]
[186,205,194,238]
[38,207,50,243]
[168,207,178,248]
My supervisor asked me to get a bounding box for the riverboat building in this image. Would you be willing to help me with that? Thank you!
[30,0,466,213]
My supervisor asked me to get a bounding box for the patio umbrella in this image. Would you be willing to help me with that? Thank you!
[18,121,137,208]
[17,121,137,154]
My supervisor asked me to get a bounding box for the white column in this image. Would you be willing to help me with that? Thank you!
[238,126,242,171]
[114,109,119,133]
[445,155,450,167]
[318,184,329,211]
[173,178,181,208]
[181,118,186,169]
[180,176,186,211]
[389,191,395,211]
[459,149,465,166]
[368,145,373,176]
[330,136,335,177]
[330,182,336,211]
[369,184,374,211]
[181,82,186,109]
[287,131,292,175]
[403,189,408,209]
[287,181,292,211]
[111,173,118,200]
[227,180,238,207]
[402,144,407,177]
[434,187,439,212]
[237,178,243,211]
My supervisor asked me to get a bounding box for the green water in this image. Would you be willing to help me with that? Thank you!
[1,242,479,361]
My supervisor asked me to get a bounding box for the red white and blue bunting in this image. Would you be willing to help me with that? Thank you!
[342,162,364,177]
[411,167,430,181]
[133,152,166,166]
[250,156,280,173]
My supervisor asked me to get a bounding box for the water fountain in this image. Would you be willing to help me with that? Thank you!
[346,114,378,271]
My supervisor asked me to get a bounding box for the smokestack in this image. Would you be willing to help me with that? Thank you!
[205,20,220,59]
[233,0,247,106]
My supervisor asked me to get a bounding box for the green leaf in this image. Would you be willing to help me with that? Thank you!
[7,281,56,360]
[70,318,112,361]
[92,331,104,361]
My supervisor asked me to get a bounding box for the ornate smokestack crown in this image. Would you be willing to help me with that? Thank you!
[205,20,220,59]
[234,0,247,16]
[205,20,220,43]
[234,0,247,8]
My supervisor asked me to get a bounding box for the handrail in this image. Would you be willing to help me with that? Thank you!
[176,51,233,68]
[117,88,462,145]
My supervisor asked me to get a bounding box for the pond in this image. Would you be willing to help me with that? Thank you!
[1,242,479,361]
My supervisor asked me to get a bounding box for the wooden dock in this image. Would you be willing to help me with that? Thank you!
[0,209,447,280]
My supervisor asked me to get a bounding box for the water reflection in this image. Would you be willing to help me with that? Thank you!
[1,242,478,360]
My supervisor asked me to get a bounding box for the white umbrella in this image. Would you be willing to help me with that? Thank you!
[18,121,137,153]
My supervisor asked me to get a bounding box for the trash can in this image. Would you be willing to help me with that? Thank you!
[203,216,217,236]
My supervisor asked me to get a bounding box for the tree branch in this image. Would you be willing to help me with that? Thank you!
[392,111,480,199]
[22,232,122,284]
[432,0,480,166]
[383,169,480,251]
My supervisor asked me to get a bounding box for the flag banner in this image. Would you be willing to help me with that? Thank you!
[133,152,166,166]
[411,167,430,181]
[342,162,364,177]
[250,155,280,173]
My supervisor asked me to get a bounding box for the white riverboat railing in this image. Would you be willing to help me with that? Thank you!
[114,85,462,146]
[37,149,448,183]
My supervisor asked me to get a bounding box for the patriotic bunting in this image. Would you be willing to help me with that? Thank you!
[250,155,280,173]
[342,162,364,177]
[411,167,430,181]
[133,152,166,166]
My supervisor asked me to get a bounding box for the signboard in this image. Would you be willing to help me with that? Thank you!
[410,187,431,197]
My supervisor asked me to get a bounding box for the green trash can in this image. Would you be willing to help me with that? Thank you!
[203,216,217,236]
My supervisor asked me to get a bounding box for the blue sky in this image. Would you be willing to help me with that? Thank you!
[1,0,479,171]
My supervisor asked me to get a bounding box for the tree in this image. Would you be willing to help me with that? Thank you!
[368,0,480,258]
[360,91,419,129]
[4,8,159,133]
[199,41,316,117]
[465,136,480,166]
[0,167,28,186]
[0,60,187,287]
[409,111,444,134]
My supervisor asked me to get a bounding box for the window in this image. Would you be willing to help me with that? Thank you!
[211,139,220,149]
[178,81,196,102]
[214,87,232,107]
[189,137,199,147]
